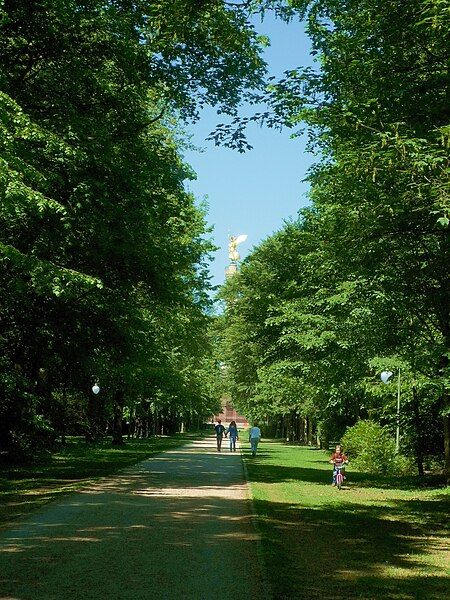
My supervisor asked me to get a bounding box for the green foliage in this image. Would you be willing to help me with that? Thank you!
[217,0,449,476]
[342,420,407,476]
[0,1,270,455]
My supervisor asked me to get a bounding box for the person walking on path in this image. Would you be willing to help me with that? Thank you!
[214,418,226,451]
[249,422,261,457]
[226,420,239,452]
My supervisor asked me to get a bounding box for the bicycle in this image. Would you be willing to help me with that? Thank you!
[334,462,348,490]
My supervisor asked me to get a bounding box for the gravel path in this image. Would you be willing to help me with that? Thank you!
[0,437,269,600]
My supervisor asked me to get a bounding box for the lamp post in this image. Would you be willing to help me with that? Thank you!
[380,369,401,453]
[86,383,101,442]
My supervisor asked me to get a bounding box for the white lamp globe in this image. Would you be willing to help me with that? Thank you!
[380,371,393,384]
[92,384,100,395]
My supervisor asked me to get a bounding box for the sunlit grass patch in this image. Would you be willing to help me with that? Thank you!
[243,440,449,600]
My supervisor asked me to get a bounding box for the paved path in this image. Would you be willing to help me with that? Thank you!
[0,437,269,600]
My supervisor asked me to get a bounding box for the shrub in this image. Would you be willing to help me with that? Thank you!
[341,420,397,475]
[7,414,56,463]
[392,453,416,476]
[423,454,445,474]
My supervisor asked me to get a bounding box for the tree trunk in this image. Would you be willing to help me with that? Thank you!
[86,389,100,442]
[412,385,424,477]
[112,388,125,445]
[444,407,450,485]
[306,416,312,445]
[440,324,450,484]
[295,413,300,443]
[275,417,281,439]
[128,406,135,440]
[153,409,158,436]
[142,417,148,438]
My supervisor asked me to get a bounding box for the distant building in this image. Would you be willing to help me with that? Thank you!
[213,396,248,427]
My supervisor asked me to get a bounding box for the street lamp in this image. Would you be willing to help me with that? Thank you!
[380,369,401,453]
[92,383,100,395]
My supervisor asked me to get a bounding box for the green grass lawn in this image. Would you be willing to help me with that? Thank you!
[243,440,450,600]
[0,432,202,529]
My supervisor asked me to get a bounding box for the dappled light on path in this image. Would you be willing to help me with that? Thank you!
[0,437,267,600]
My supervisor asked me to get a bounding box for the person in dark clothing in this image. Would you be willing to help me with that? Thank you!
[214,419,226,451]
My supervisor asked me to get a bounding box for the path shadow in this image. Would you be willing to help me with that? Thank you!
[0,442,263,600]
[0,439,247,527]
[0,494,262,599]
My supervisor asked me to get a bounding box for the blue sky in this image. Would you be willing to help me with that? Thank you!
[183,13,316,290]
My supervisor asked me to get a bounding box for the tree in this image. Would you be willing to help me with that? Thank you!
[217,0,449,475]
[1,0,268,454]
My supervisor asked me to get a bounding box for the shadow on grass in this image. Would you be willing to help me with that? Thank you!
[254,497,449,599]
[242,442,449,598]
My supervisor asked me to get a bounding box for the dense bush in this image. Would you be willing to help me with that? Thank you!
[341,420,399,475]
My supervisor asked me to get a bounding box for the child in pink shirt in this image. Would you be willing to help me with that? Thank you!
[329,444,348,485]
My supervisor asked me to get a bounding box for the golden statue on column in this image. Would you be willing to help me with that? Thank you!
[228,234,247,262]
[226,234,247,277]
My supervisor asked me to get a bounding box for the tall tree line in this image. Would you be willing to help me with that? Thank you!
[218,0,449,478]
[0,0,267,456]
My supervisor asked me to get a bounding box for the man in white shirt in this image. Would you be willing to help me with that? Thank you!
[248,422,261,457]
